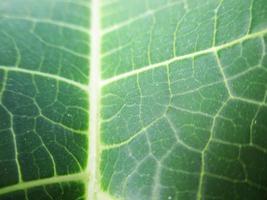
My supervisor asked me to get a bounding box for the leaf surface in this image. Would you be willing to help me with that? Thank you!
[0,0,267,199]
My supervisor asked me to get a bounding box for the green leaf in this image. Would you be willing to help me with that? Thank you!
[0,0,267,199]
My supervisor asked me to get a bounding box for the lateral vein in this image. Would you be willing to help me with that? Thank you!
[0,66,88,91]
[101,29,267,86]
[2,15,90,35]
[0,173,88,196]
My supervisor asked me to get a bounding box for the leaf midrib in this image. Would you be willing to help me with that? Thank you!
[87,0,101,199]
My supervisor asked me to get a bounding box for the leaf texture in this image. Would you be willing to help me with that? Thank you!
[0,0,267,199]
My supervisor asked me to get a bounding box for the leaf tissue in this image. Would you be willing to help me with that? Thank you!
[0,0,267,199]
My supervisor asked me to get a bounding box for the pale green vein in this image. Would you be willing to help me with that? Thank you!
[39,115,87,136]
[205,172,267,191]
[34,131,58,176]
[4,113,23,183]
[165,115,202,154]
[214,51,232,97]
[172,13,187,57]
[212,0,224,46]
[101,104,126,123]
[0,66,88,91]
[227,66,262,82]
[2,15,90,35]
[0,172,88,196]
[101,117,162,150]
[101,43,131,58]
[101,1,183,35]
[55,142,83,171]
[147,14,156,65]
[30,32,88,59]
[87,0,101,199]
[247,0,255,34]
[151,162,161,200]
[196,98,231,200]
[0,74,23,183]
[233,96,267,107]
[172,80,223,96]
[169,105,214,119]
[2,31,22,66]
[0,71,7,97]
[101,29,267,86]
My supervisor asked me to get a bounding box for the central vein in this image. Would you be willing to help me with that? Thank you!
[87,0,101,199]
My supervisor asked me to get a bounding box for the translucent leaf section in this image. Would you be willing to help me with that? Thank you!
[100,0,267,199]
[0,0,90,199]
